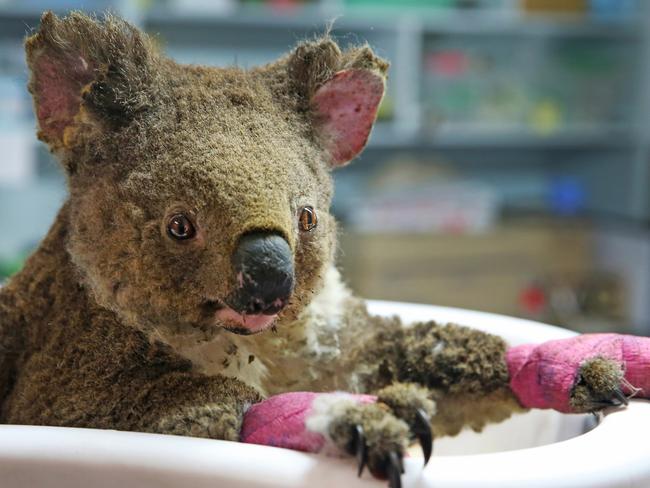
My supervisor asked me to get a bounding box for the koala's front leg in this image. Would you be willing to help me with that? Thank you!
[131,372,262,441]
[344,317,525,437]
[241,383,435,488]
[507,333,650,413]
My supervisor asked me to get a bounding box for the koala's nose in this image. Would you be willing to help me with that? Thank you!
[230,232,295,315]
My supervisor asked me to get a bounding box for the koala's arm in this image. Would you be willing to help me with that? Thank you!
[1,270,259,441]
[0,288,22,406]
[133,372,262,440]
[1,311,261,440]
[335,299,643,436]
[336,299,525,437]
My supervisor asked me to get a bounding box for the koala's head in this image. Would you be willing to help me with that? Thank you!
[26,12,387,340]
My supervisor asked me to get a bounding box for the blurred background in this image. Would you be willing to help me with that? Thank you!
[1,0,649,334]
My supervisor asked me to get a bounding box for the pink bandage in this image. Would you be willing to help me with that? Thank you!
[507,333,650,413]
[241,391,376,453]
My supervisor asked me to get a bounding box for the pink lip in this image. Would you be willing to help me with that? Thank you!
[215,307,277,333]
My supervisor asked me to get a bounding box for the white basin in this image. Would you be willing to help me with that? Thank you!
[1,300,648,487]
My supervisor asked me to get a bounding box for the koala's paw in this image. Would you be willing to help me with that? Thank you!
[308,383,435,488]
[507,334,649,413]
[375,383,436,464]
[570,357,631,412]
[155,403,242,441]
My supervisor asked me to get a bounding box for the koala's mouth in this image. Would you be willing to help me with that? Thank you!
[215,306,278,335]
[201,230,293,336]
[202,299,278,335]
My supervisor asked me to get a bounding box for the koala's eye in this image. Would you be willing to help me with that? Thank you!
[299,206,318,232]
[167,214,196,241]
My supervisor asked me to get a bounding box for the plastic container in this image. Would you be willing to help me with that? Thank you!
[1,300,648,487]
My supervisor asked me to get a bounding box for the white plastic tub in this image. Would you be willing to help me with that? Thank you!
[1,300,648,488]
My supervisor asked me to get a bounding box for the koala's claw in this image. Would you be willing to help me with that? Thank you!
[413,408,433,465]
[375,383,436,467]
[349,419,405,486]
[589,390,628,410]
[330,383,436,488]
[590,387,629,409]
[612,387,629,406]
[387,451,403,488]
[352,424,368,477]
[570,357,632,412]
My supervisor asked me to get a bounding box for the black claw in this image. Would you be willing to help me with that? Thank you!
[612,388,629,406]
[591,400,615,408]
[353,425,367,478]
[391,451,404,474]
[591,399,623,409]
[413,408,433,466]
[387,451,402,488]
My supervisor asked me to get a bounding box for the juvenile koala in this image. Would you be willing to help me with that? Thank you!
[0,12,641,488]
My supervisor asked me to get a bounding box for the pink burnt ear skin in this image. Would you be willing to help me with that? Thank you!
[25,11,157,163]
[26,12,99,152]
[311,69,385,166]
[32,53,93,148]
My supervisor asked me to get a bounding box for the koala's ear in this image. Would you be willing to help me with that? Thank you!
[284,39,388,167]
[25,12,158,165]
[311,69,385,166]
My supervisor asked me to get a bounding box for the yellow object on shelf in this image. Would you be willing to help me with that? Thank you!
[522,0,587,14]
[529,100,562,136]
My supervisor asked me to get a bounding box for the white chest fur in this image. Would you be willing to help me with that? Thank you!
[166,267,351,395]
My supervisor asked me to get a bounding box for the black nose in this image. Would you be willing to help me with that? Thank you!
[229,232,294,315]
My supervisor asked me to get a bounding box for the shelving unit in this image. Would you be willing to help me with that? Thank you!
[1,0,649,330]
[1,4,647,157]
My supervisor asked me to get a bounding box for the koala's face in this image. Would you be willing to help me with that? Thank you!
[26,12,386,339]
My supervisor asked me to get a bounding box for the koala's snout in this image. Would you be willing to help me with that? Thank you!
[229,232,295,316]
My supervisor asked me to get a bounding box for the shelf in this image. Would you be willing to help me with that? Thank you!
[0,6,638,44]
[145,7,640,39]
[145,5,394,33]
[419,14,640,39]
[367,125,636,150]
[0,7,45,39]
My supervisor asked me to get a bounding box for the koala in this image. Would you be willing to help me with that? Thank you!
[0,12,637,488]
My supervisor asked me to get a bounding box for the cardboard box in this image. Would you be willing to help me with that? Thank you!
[338,221,593,317]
